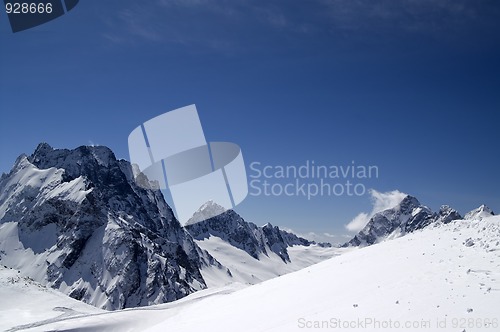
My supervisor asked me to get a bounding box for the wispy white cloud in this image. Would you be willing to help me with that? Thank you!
[100,0,300,50]
[100,1,496,52]
[318,0,483,34]
[345,189,407,232]
[158,0,211,7]
[100,1,245,52]
[345,212,370,233]
[106,6,168,44]
[281,227,351,245]
[254,5,288,28]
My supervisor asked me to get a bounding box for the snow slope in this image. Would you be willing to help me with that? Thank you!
[185,201,331,263]
[195,236,343,287]
[0,265,103,332]
[185,201,338,287]
[2,281,246,332]
[15,214,500,331]
[1,144,336,311]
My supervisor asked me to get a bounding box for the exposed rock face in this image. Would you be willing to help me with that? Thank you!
[0,143,218,310]
[185,201,329,263]
[345,196,463,247]
[464,204,494,221]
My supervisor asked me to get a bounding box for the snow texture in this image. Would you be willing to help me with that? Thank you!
[0,143,333,312]
[6,214,499,331]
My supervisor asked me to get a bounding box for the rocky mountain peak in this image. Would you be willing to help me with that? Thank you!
[397,195,421,213]
[464,205,494,220]
[0,143,218,310]
[185,204,326,262]
[344,195,463,247]
[186,200,228,225]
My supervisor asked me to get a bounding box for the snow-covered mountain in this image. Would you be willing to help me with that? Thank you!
[0,143,219,310]
[464,204,495,220]
[186,201,329,263]
[9,212,500,332]
[4,142,497,332]
[0,143,335,311]
[345,195,463,246]
[185,201,336,286]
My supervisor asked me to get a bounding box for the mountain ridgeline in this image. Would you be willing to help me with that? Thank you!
[0,143,215,310]
[185,201,330,263]
[343,195,494,247]
[0,143,493,310]
[0,143,330,310]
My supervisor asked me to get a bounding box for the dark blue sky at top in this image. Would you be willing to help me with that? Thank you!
[1,0,499,241]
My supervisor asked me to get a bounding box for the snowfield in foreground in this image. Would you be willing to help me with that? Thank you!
[0,266,103,332]
[5,215,499,332]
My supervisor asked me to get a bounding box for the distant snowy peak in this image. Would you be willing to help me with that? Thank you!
[345,195,463,247]
[396,195,421,214]
[0,143,338,310]
[185,202,327,262]
[435,205,462,224]
[464,204,495,221]
[185,206,279,260]
[276,226,331,247]
[346,195,421,246]
[186,200,228,226]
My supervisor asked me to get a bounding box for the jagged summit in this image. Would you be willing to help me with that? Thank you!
[1,143,334,310]
[185,206,278,260]
[464,204,495,220]
[0,143,215,310]
[29,143,118,175]
[11,153,30,169]
[435,205,462,223]
[33,141,53,153]
[345,194,420,247]
[186,200,229,226]
[397,195,421,211]
[344,197,498,249]
[344,195,463,247]
[185,204,329,263]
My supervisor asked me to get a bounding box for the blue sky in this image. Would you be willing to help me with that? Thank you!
[1,0,499,243]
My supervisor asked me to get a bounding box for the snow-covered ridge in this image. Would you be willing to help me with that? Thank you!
[185,201,330,263]
[0,143,216,310]
[464,204,495,221]
[0,143,336,312]
[11,214,500,332]
[3,142,495,327]
[0,154,91,221]
[184,200,337,287]
[344,195,465,247]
